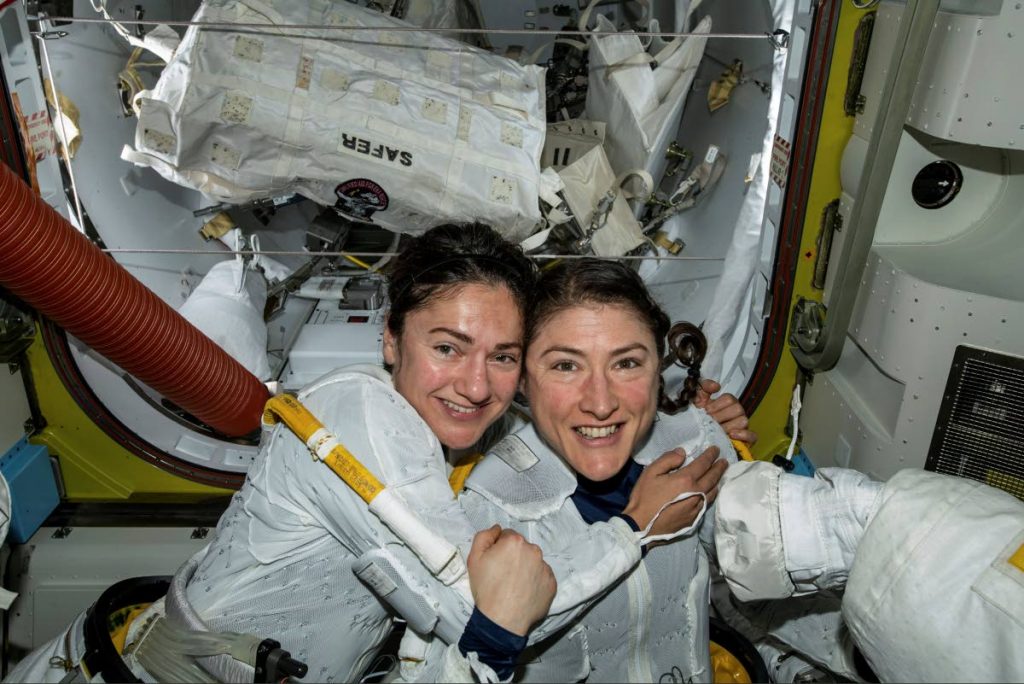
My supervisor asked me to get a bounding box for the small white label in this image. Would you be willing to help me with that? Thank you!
[143,127,176,154]
[427,50,453,70]
[704,145,719,165]
[422,97,448,124]
[295,56,314,90]
[489,435,539,472]
[321,68,350,92]
[220,93,253,124]
[489,176,516,205]
[233,36,264,62]
[501,122,524,148]
[354,561,397,597]
[456,106,472,141]
[210,141,241,169]
[770,135,792,188]
[372,80,400,106]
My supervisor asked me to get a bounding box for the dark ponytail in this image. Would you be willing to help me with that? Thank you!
[386,223,537,340]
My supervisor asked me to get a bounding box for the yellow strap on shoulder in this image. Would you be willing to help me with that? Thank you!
[731,439,754,462]
[263,394,385,503]
[448,452,485,494]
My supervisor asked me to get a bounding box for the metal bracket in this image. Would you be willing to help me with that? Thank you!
[767,29,790,50]
[844,12,876,116]
[790,298,827,355]
[812,199,842,290]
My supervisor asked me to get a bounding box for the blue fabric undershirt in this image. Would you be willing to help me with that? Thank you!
[571,458,644,529]
[457,607,528,680]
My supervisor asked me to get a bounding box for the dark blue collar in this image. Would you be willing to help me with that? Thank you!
[571,459,645,525]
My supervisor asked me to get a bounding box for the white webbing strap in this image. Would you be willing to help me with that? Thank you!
[304,427,334,460]
[368,488,469,588]
[616,168,655,200]
[636,491,708,546]
[90,0,178,62]
[521,38,589,66]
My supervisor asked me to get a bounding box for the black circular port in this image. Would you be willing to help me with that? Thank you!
[912,160,963,209]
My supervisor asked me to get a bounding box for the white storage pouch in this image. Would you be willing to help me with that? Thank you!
[584,13,711,184]
[178,259,272,380]
[542,120,651,257]
[122,0,546,241]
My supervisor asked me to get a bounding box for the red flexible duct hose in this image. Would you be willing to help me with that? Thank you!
[0,162,268,437]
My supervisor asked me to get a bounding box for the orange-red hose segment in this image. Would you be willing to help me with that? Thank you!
[0,162,268,437]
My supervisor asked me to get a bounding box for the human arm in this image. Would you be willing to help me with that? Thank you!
[291,372,633,676]
[465,526,556,637]
[624,446,728,538]
[431,526,557,682]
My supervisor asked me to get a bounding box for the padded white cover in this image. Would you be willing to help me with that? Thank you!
[123,0,546,240]
[844,470,1024,682]
[178,259,271,380]
[716,464,1024,681]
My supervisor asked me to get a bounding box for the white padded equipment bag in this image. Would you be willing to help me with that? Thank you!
[122,0,546,240]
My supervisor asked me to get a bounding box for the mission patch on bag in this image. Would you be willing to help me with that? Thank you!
[334,179,389,222]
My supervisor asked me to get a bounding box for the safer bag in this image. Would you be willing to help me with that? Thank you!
[122,0,546,240]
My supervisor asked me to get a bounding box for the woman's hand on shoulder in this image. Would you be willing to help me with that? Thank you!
[623,446,727,537]
[694,378,758,445]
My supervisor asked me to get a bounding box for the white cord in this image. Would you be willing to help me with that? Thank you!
[637,491,707,545]
[98,248,727,261]
[784,383,803,461]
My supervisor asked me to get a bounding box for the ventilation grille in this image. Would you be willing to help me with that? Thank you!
[926,346,1024,501]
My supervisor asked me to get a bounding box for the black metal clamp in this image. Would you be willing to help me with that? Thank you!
[254,639,308,683]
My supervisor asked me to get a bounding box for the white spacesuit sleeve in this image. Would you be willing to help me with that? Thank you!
[843,469,1024,682]
[371,487,639,654]
[293,373,479,559]
[714,461,883,600]
[386,491,639,683]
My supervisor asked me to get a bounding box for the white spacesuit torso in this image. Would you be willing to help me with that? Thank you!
[450,407,734,682]
[185,364,472,682]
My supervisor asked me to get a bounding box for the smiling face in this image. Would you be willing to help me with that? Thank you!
[523,303,661,481]
[383,283,523,450]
